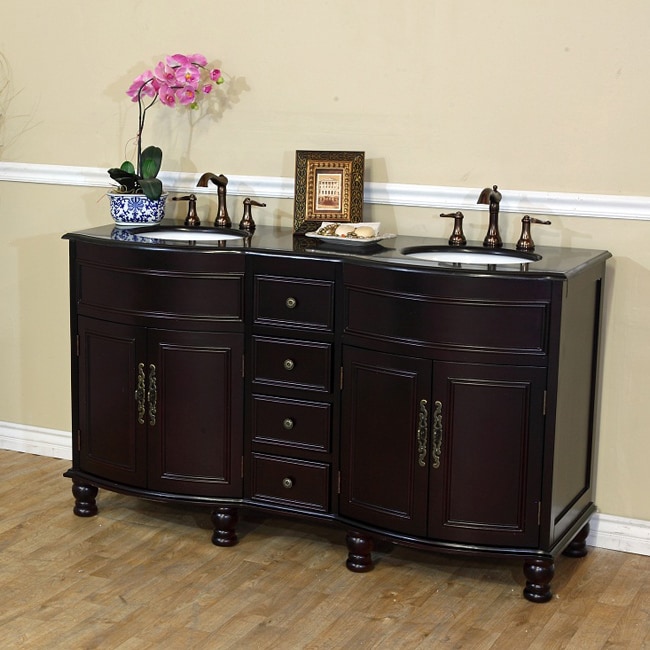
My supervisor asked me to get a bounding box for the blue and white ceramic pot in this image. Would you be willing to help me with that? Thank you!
[107,192,168,228]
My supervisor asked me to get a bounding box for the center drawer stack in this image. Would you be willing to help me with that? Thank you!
[246,254,341,516]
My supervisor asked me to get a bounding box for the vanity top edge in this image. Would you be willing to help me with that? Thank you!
[63,222,612,278]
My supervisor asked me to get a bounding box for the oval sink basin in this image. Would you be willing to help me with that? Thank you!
[400,246,541,266]
[111,226,251,244]
[139,229,247,242]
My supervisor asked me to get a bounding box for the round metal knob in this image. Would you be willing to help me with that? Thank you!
[283,358,295,371]
[282,417,295,430]
[285,297,297,309]
[282,477,294,489]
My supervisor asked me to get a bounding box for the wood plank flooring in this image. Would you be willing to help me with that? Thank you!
[0,449,648,649]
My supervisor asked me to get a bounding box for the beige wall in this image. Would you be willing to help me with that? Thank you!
[1,1,649,521]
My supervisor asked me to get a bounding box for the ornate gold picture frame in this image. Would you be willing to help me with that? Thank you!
[293,150,365,234]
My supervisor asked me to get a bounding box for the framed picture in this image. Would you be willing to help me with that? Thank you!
[293,150,365,234]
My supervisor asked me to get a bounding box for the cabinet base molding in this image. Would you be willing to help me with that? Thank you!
[8,426,646,556]
[61,477,595,603]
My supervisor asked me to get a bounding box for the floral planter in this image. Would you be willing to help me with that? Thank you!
[107,192,168,228]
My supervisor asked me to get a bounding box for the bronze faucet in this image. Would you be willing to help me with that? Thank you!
[516,215,551,251]
[477,185,503,248]
[440,211,466,246]
[239,198,266,232]
[197,172,231,227]
[172,194,200,227]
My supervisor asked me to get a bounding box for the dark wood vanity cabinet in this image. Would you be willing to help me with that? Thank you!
[64,228,609,603]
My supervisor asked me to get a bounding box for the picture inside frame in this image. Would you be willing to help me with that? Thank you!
[294,150,365,233]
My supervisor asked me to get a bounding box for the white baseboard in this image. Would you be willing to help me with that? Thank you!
[1,419,648,556]
[587,513,650,557]
[0,420,71,460]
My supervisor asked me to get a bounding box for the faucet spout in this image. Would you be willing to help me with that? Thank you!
[477,184,503,248]
[197,172,231,227]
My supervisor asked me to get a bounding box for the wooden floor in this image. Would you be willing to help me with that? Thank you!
[1,450,648,649]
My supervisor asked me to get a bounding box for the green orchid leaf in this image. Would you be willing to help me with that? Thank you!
[140,145,162,179]
[139,177,163,201]
[119,160,136,175]
[107,167,139,192]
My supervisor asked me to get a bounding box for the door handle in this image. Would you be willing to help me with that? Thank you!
[147,363,157,426]
[432,400,443,469]
[417,399,428,467]
[135,362,146,425]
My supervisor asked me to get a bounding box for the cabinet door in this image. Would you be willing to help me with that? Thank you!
[147,330,244,497]
[339,346,431,536]
[428,362,546,547]
[78,317,147,487]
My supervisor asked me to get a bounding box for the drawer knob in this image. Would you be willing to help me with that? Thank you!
[282,417,295,430]
[283,358,295,371]
[282,477,294,489]
[285,296,297,309]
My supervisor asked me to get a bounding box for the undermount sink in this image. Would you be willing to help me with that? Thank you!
[400,246,542,266]
[139,228,248,242]
[111,226,251,244]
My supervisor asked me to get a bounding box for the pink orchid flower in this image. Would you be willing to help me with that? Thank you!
[175,64,200,87]
[127,71,156,101]
[177,86,197,105]
[157,84,177,107]
[169,53,208,68]
[154,62,178,86]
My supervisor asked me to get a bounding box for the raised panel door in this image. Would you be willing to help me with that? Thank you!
[428,362,546,547]
[339,346,431,536]
[77,317,147,487]
[147,329,244,497]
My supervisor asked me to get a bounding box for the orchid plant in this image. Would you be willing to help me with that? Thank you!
[108,53,224,200]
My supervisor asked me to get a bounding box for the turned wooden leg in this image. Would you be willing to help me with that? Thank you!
[562,523,590,558]
[211,507,238,547]
[523,558,554,603]
[71,480,98,517]
[345,531,374,572]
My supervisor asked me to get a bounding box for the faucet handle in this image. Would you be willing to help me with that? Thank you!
[239,198,267,232]
[516,215,551,251]
[440,211,466,247]
[172,194,200,227]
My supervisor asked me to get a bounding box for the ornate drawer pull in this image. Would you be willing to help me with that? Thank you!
[417,399,428,467]
[282,417,295,430]
[432,400,443,469]
[285,296,297,309]
[282,477,294,489]
[135,362,146,425]
[147,363,157,426]
[283,358,295,371]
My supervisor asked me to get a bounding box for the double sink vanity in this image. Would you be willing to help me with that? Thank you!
[63,221,610,603]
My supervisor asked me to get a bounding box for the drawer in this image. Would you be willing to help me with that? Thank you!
[252,336,332,392]
[253,274,335,332]
[75,244,245,326]
[251,394,331,453]
[250,453,330,512]
[344,265,551,357]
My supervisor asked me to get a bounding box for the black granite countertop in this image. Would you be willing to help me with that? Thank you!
[64,221,612,278]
